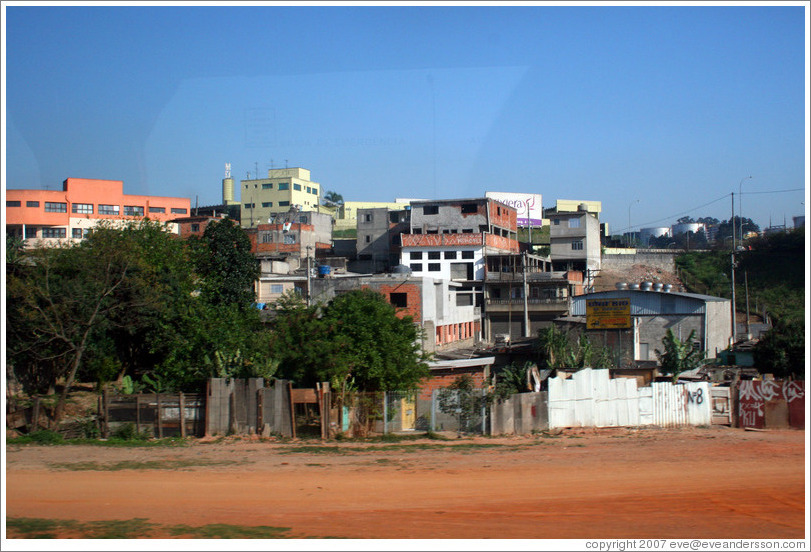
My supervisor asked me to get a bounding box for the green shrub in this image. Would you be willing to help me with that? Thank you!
[27,430,65,445]
[111,423,150,441]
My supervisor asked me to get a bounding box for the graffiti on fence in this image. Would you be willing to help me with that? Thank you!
[738,380,805,429]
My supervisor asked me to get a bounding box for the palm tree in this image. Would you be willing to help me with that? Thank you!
[322,190,344,206]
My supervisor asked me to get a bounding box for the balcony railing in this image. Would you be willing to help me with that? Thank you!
[485,297,569,312]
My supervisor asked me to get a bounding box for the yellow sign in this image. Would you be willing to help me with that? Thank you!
[586,298,631,329]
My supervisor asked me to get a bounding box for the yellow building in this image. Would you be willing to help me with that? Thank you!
[239,168,321,228]
[333,200,411,231]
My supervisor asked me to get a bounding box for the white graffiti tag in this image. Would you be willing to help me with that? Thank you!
[783,381,805,404]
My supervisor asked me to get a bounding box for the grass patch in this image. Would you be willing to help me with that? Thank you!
[278,442,528,455]
[49,459,235,471]
[6,435,192,448]
[6,518,294,539]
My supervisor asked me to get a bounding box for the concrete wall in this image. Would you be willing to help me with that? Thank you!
[490,392,548,435]
[601,251,678,274]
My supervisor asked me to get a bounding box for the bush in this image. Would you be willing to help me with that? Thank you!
[26,430,65,445]
[111,423,150,441]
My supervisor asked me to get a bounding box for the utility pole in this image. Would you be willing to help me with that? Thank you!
[522,252,530,338]
[730,192,737,347]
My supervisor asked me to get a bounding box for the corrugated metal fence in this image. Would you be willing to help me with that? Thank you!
[547,369,712,430]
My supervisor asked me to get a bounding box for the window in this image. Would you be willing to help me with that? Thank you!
[364,213,373,222]
[445,251,457,259]
[422,205,439,215]
[462,250,475,259]
[299,215,308,223]
[278,183,289,190]
[260,232,273,243]
[410,263,423,272]
[456,294,473,307]
[428,251,441,260]
[45,202,67,213]
[25,227,37,238]
[462,228,474,233]
[42,228,67,238]
[279,201,290,207]
[293,183,302,191]
[72,228,83,239]
[271,284,284,294]
[461,203,477,214]
[311,187,318,195]
[191,224,200,232]
[306,187,312,194]
[283,234,296,244]
[428,263,441,272]
[365,235,371,243]
[553,219,561,225]
[6,200,21,207]
[497,207,502,216]
[413,228,422,234]
[27,201,40,208]
[171,208,188,214]
[262,202,273,208]
[572,240,584,251]
[569,217,580,228]
[390,293,408,308]
[262,183,273,189]
[72,203,93,214]
[124,205,144,217]
[149,206,165,214]
[98,204,119,215]
[410,251,423,260]
[244,203,255,209]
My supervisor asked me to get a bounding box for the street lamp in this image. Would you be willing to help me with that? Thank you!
[739,175,752,244]
[628,199,640,248]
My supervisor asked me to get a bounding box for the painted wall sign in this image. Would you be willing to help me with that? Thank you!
[485,192,543,227]
[586,298,631,329]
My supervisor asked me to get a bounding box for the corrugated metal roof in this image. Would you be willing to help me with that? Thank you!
[570,290,727,316]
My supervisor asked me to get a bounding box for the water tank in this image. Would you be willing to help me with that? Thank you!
[653,282,664,292]
[639,227,671,246]
[317,265,332,278]
[578,203,589,212]
[663,284,673,293]
[640,281,653,291]
[615,282,629,290]
[629,283,640,290]
[671,222,705,236]
[222,177,235,204]
[391,264,412,274]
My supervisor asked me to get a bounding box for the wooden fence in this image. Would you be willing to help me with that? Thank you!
[101,390,206,438]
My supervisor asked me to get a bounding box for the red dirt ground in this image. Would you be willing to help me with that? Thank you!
[4,426,808,540]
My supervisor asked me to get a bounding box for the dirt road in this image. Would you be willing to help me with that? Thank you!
[4,426,807,539]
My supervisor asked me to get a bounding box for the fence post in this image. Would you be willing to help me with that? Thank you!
[481,389,487,434]
[157,393,163,438]
[103,387,110,438]
[179,392,186,438]
[430,389,436,432]
[383,391,388,435]
[135,394,141,435]
[31,396,41,433]
[287,381,296,439]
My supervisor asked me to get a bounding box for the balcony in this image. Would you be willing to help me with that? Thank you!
[484,297,570,313]
[485,270,573,283]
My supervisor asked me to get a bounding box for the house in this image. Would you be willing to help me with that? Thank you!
[546,203,601,274]
[5,177,190,245]
[399,197,520,317]
[483,253,585,341]
[562,285,732,368]
[247,209,333,262]
[353,206,411,274]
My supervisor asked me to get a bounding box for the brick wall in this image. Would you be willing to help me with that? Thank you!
[361,282,422,321]
[418,367,488,401]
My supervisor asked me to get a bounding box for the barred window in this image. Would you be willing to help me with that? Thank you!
[149,206,165,214]
[25,227,38,238]
[42,228,67,238]
[45,202,67,213]
[262,202,273,208]
[72,228,83,239]
[27,201,40,208]
[98,204,119,215]
[124,205,145,217]
[572,240,584,251]
[171,208,188,214]
[72,203,93,214]
[262,183,273,189]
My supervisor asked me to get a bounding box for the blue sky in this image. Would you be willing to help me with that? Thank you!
[4,3,808,234]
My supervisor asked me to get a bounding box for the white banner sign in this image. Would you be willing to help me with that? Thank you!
[485,192,543,226]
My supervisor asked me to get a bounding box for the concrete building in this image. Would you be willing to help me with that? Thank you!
[484,253,585,341]
[354,207,411,273]
[239,168,321,228]
[248,209,333,262]
[5,177,190,245]
[565,287,732,368]
[547,205,601,273]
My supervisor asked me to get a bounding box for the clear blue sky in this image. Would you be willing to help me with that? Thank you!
[4,3,808,234]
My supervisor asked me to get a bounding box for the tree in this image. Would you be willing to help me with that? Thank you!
[6,229,141,422]
[535,326,614,370]
[676,216,695,224]
[322,190,344,206]
[655,329,706,383]
[268,289,430,391]
[752,320,804,380]
[190,218,258,307]
[437,374,488,436]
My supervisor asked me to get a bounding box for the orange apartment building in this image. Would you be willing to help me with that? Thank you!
[6,178,191,245]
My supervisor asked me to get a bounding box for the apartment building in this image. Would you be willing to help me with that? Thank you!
[248,210,333,260]
[239,168,321,228]
[354,206,411,273]
[546,204,601,273]
[332,200,411,232]
[5,178,190,245]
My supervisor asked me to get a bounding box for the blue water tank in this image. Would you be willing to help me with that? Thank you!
[317,265,332,277]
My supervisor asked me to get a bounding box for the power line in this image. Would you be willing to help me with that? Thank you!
[740,187,804,195]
